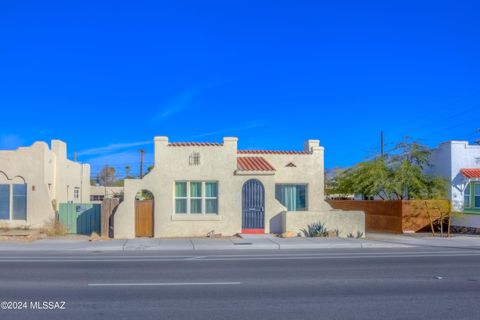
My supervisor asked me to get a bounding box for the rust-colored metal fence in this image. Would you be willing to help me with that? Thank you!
[327,200,450,233]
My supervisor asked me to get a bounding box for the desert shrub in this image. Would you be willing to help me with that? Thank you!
[40,218,67,236]
[301,222,328,237]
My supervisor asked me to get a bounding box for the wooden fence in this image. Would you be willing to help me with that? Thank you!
[327,200,450,233]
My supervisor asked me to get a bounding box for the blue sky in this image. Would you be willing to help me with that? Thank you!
[1,0,479,177]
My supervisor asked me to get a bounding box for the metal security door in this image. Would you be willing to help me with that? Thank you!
[242,179,265,233]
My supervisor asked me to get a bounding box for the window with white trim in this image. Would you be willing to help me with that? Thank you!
[74,187,80,201]
[464,183,471,209]
[475,184,480,208]
[175,181,218,215]
[275,184,308,211]
[0,184,27,221]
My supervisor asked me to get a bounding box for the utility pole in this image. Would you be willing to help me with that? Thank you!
[139,149,145,178]
[73,152,77,162]
[380,130,385,158]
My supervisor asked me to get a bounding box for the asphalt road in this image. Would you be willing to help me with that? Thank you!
[1,247,480,320]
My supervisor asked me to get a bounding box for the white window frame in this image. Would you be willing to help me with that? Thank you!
[174,181,218,215]
[474,183,480,209]
[464,183,471,209]
[74,187,80,201]
[275,183,309,211]
[0,183,27,221]
[204,182,218,215]
[189,181,203,214]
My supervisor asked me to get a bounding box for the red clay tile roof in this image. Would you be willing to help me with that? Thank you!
[238,150,310,155]
[461,168,480,178]
[237,157,276,171]
[168,142,223,147]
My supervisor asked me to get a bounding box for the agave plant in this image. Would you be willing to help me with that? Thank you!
[301,222,328,237]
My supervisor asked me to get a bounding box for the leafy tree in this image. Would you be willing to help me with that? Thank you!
[330,138,447,200]
[96,165,117,186]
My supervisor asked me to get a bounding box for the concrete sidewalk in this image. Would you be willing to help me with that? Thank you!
[0,233,477,251]
[0,235,410,251]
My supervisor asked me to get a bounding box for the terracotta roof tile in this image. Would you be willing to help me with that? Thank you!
[461,168,480,179]
[237,157,276,171]
[168,142,223,147]
[238,150,310,155]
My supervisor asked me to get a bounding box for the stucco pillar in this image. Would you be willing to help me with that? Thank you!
[304,139,320,152]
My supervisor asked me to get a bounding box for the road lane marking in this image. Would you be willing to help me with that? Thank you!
[88,282,242,287]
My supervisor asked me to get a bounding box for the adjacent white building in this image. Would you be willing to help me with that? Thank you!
[0,140,90,228]
[428,140,480,229]
[90,186,124,203]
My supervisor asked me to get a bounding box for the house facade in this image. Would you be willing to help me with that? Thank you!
[428,140,480,229]
[113,136,364,238]
[0,140,90,228]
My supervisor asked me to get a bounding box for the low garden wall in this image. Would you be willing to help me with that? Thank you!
[326,200,450,233]
[282,210,365,238]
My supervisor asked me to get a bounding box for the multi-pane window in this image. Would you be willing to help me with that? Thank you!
[74,187,80,200]
[0,184,27,221]
[90,195,104,201]
[175,181,218,215]
[190,182,202,214]
[189,152,200,166]
[205,182,218,214]
[475,184,480,208]
[175,182,187,214]
[12,184,26,220]
[0,184,10,220]
[464,183,471,209]
[275,184,308,211]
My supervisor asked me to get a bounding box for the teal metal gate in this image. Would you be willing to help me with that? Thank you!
[58,203,101,235]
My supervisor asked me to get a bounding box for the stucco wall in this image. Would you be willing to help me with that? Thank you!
[52,140,90,205]
[452,213,480,228]
[0,140,90,228]
[282,210,365,237]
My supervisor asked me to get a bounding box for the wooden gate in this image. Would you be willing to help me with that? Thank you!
[242,179,265,233]
[135,200,154,237]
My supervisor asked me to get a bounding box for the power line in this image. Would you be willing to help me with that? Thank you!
[407,104,480,135]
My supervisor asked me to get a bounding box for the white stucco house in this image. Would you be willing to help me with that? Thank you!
[428,140,480,230]
[113,136,364,239]
[0,140,90,228]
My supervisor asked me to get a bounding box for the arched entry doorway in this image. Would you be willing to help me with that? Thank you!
[135,190,154,237]
[242,179,265,234]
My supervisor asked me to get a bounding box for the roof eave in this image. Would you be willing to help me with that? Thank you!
[234,170,276,176]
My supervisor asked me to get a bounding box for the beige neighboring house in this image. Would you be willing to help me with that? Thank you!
[113,136,364,239]
[0,140,90,228]
[90,186,124,203]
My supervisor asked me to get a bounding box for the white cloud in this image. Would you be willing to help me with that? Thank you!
[77,140,152,156]
[151,82,225,123]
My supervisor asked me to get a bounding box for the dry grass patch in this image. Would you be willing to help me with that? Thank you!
[40,218,67,236]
